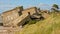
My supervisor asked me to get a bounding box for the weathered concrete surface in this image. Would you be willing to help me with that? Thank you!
[2,6,23,26]
[1,7,38,27]
[0,14,3,23]
[42,13,50,19]
[0,14,3,26]
[31,14,41,18]
[0,26,21,34]
[22,7,37,15]
[8,13,31,27]
[9,7,38,27]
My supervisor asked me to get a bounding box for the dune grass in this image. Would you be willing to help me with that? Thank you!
[16,13,60,34]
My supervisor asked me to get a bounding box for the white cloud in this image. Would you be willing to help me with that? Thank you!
[38,3,50,7]
[28,5,34,7]
[36,3,51,10]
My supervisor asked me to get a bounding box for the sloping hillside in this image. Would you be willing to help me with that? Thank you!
[16,13,60,34]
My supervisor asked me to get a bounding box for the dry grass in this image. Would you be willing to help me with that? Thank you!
[15,13,60,34]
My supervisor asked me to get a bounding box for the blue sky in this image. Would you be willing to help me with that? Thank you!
[0,0,60,13]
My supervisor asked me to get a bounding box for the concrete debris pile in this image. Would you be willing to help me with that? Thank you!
[0,6,49,27]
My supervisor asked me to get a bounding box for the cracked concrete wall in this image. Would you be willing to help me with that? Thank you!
[7,7,37,27]
[22,7,37,15]
[2,7,38,27]
[1,6,23,26]
[0,14,3,23]
[8,13,31,27]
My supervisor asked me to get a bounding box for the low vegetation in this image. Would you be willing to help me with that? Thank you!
[15,4,60,34]
[15,12,60,34]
